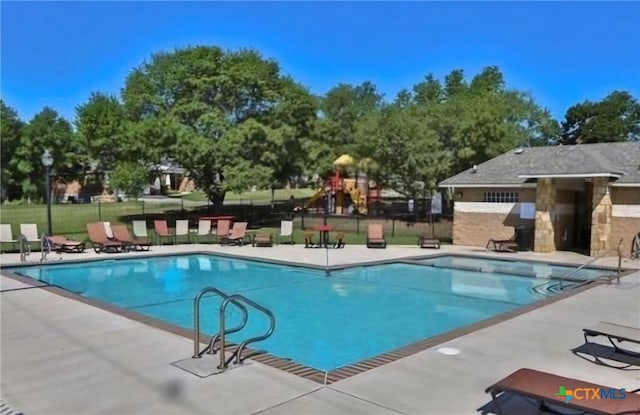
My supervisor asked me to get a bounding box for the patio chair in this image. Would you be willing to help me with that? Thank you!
[47,235,86,253]
[366,223,387,248]
[486,237,518,253]
[213,219,231,244]
[132,220,149,240]
[222,222,248,245]
[111,224,150,252]
[572,321,640,369]
[175,219,191,244]
[632,232,640,259]
[304,231,315,248]
[194,219,212,243]
[101,221,115,239]
[0,224,18,252]
[277,220,294,244]
[333,232,346,249]
[252,233,273,247]
[154,220,175,245]
[86,222,122,253]
[483,368,640,415]
[418,235,441,249]
[19,223,42,250]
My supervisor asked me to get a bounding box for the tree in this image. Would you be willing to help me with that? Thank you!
[560,90,640,144]
[427,67,559,173]
[357,102,451,198]
[318,81,384,156]
[10,107,74,201]
[75,92,126,180]
[0,100,24,199]
[122,46,317,205]
[108,161,148,199]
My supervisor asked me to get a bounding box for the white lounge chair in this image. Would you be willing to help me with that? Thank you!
[0,224,17,252]
[277,220,294,244]
[194,219,212,243]
[132,220,149,239]
[175,220,191,243]
[19,223,42,250]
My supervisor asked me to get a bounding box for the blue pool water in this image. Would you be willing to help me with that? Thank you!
[4,254,596,371]
[418,255,614,281]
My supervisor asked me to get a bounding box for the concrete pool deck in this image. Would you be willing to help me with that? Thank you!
[1,245,639,414]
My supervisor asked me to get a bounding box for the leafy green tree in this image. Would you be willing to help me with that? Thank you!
[357,102,451,198]
[75,92,126,179]
[428,67,559,173]
[560,90,640,144]
[108,161,149,199]
[318,81,384,156]
[11,107,74,201]
[122,46,317,205]
[1,100,25,199]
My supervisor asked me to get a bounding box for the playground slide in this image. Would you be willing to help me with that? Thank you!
[305,189,325,208]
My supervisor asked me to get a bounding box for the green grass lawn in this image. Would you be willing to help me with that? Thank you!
[0,202,180,235]
[182,188,317,202]
[1,187,451,250]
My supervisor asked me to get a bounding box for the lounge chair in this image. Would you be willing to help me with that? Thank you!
[194,219,212,243]
[154,220,175,245]
[632,232,640,259]
[252,233,273,247]
[47,235,85,253]
[222,222,248,245]
[418,235,441,249]
[213,219,231,244]
[366,224,387,248]
[111,224,150,252]
[304,231,315,248]
[277,220,294,244]
[19,223,42,250]
[87,222,122,253]
[132,220,150,240]
[487,237,518,253]
[0,224,18,252]
[484,368,640,415]
[101,221,115,239]
[574,321,640,369]
[333,232,346,248]
[175,219,191,243]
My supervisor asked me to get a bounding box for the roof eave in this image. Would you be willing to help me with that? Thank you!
[438,183,535,188]
[517,173,623,179]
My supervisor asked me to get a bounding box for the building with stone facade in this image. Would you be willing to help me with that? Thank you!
[439,142,640,257]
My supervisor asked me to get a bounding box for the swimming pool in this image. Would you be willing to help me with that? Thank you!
[4,254,601,372]
[415,255,615,281]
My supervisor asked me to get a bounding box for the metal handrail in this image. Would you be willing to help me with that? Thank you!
[18,234,30,263]
[41,233,52,262]
[218,294,276,371]
[559,257,599,289]
[192,287,248,359]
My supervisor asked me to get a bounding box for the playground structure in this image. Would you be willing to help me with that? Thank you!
[305,155,379,216]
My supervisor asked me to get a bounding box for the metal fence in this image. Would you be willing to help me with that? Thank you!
[0,197,452,240]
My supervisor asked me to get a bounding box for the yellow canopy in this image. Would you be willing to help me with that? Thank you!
[333,154,354,167]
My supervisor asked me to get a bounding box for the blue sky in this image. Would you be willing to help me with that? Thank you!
[2,1,639,123]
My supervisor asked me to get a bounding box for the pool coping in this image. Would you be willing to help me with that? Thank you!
[1,251,633,385]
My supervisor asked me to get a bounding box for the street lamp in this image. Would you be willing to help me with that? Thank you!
[41,149,53,236]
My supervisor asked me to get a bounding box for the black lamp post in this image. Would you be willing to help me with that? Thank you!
[41,149,53,235]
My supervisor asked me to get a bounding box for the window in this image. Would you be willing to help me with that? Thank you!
[483,191,519,203]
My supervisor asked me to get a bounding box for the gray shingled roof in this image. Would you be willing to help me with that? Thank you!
[439,142,640,186]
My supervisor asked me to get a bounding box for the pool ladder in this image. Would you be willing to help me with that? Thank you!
[192,287,276,372]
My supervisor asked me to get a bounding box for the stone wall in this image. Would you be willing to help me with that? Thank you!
[590,178,612,257]
[533,178,555,253]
